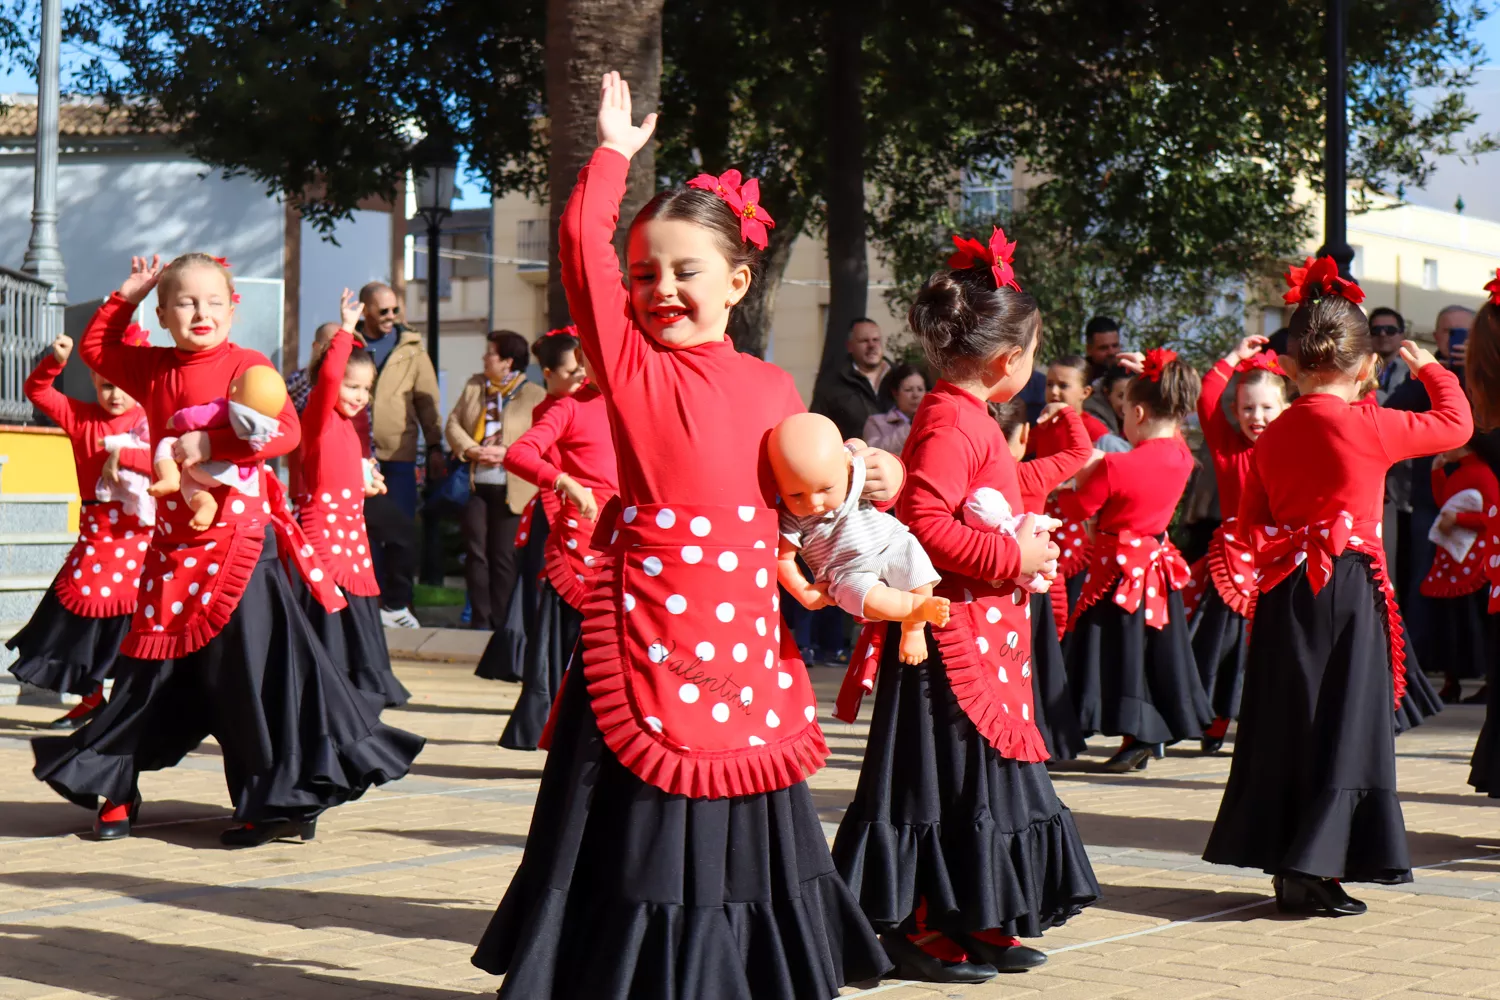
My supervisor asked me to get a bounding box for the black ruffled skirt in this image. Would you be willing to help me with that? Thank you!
[499,580,581,751]
[472,663,891,999]
[830,622,1099,938]
[477,515,550,682]
[1394,624,1442,736]
[1203,554,1411,884]
[1468,618,1500,797]
[1066,591,1212,744]
[7,589,130,695]
[302,590,411,709]
[32,531,425,822]
[1030,593,1085,761]
[1428,589,1490,680]
[1189,587,1249,722]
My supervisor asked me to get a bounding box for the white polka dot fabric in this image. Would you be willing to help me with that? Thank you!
[54,502,150,618]
[296,497,381,597]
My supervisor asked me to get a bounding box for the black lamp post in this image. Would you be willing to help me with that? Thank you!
[413,145,458,370]
[1318,0,1354,279]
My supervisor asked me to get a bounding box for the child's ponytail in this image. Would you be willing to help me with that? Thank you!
[1127,349,1200,421]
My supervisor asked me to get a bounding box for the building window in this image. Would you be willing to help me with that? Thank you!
[517,219,548,269]
[1349,245,1364,280]
[1423,258,1438,291]
[960,161,1014,219]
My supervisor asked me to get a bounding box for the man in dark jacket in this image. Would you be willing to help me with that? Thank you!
[811,317,890,441]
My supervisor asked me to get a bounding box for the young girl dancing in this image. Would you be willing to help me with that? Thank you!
[1188,335,1290,753]
[495,361,617,751]
[7,332,153,729]
[1203,266,1470,914]
[473,328,583,684]
[1421,444,1497,701]
[470,73,895,998]
[1060,349,1212,773]
[1040,356,1104,612]
[295,289,410,709]
[831,231,1099,983]
[33,253,423,845]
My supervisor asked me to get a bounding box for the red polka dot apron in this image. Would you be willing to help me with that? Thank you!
[55,501,150,618]
[513,489,563,549]
[1422,493,1488,600]
[1253,513,1407,709]
[835,580,1048,764]
[1069,530,1193,632]
[1483,507,1500,613]
[544,491,616,610]
[578,501,828,799]
[125,467,345,660]
[1047,494,1092,578]
[296,486,380,598]
[1182,517,1257,619]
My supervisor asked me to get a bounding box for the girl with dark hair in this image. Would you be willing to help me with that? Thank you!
[1186,335,1291,753]
[1204,258,1471,915]
[1059,348,1211,773]
[832,228,1098,983]
[1461,273,1500,797]
[471,72,897,998]
[862,362,929,453]
[1422,441,1497,703]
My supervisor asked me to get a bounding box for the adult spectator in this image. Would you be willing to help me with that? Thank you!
[1371,307,1411,402]
[861,362,929,453]
[1370,308,1411,576]
[445,330,548,631]
[811,317,890,441]
[1083,315,1122,381]
[359,282,444,519]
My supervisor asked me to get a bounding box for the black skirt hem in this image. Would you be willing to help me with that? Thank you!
[1204,786,1413,885]
[6,590,131,695]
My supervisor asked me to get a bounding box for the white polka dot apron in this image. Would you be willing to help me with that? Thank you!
[835,582,1048,763]
[543,493,616,610]
[1253,513,1407,709]
[1069,530,1192,632]
[1483,507,1500,613]
[1046,494,1092,578]
[577,501,829,799]
[126,467,345,660]
[55,501,150,618]
[296,487,380,598]
[1421,494,1488,601]
[1182,517,1256,619]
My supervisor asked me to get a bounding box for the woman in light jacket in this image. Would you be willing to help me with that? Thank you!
[861,361,930,454]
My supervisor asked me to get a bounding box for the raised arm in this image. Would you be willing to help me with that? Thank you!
[1375,351,1473,464]
[897,423,1021,583]
[1019,407,1091,505]
[1198,359,1238,454]
[24,340,81,434]
[504,398,571,488]
[81,257,164,400]
[303,328,354,435]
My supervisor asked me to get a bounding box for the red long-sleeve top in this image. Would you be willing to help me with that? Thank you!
[561,149,804,507]
[1432,453,1499,530]
[1240,365,1471,529]
[899,382,1023,586]
[1019,407,1092,511]
[82,294,300,468]
[295,329,362,503]
[1029,407,1108,461]
[1057,435,1194,536]
[24,354,152,495]
[502,385,618,493]
[1199,359,1254,515]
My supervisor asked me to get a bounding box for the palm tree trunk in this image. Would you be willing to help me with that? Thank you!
[818,0,869,379]
[545,0,665,328]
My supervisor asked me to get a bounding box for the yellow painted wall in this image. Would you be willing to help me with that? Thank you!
[0,428,81,531]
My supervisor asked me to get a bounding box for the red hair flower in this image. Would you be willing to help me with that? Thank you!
[1283,255,1365,306]
[1141,347,1178,382]
[1483,267,1500,307]
[946,226,1021,292]
[687,169,776,250]
[1236,350,1283,376]
[231,292,242,304]
[211,256,231,268]
[122,323,151,347]
[544,323,579,338]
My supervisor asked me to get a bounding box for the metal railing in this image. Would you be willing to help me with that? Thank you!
[0,267,57,423]
[516,219,549,270]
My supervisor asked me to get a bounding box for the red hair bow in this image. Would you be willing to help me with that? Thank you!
[1283,255,1365,306]
[947,226,1021,292]
[122,323,151,348]
[1484,268,1500,307]
[687,169,775,250]
[1236,350,1283,375]
[544,323,579,338]
[210,256,231,268]
[1141,347,1178,382]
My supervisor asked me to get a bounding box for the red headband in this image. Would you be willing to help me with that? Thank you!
[1236,350,1283,376]
[1141,347,1178,382]
[947,226,1021,292]
[1484,268,1500,308]
[544,324,579,338]
[687,169,776,250]
[122,322,151,348]
[1283,255,1366,306]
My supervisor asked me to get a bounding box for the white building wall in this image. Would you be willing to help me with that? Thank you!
[298,210,395,366]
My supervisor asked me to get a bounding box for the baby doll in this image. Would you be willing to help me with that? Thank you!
[98,415,156,524]
[770,412,950,665]
[150,365,287,530]
[963,487,1063,593]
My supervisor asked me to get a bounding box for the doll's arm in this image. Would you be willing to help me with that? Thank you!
[777,536,830,609]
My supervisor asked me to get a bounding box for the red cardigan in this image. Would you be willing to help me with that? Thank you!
[295,329,363,505]
[1019,407,1091,512]
[503,385,618,493]
[1057,435,1194,536]
[24,354,152,493]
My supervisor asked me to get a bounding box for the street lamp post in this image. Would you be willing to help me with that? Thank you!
[22,0,68,327]
[413,146,457,371]
[1318,0,1355,279]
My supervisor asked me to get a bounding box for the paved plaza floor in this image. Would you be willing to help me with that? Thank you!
[3,658,1500,1000]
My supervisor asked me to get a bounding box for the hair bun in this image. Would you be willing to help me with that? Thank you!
[908,272,968,351]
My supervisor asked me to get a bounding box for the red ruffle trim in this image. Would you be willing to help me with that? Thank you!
[578,546,831,800]
[54,560,139,619]
[1205,536,1256,618]
[1048,584,1068,642]
[931,604,1050,764]
[1368,554,1408,710]
[119,526,260,661]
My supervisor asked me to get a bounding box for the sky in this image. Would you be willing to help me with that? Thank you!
[3,12,1500,219]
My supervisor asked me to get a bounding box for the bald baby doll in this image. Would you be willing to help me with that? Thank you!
[769,412,948,664]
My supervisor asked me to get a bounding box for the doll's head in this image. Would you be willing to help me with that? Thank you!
[1046,356,1092,411]
[229,366,288,416]
[908,265,1041,403]
[768,413,851,518]
[89,371,137,416]
[1124,350,1200,444]
[1234,366,1291,442]
[155,253,235,353]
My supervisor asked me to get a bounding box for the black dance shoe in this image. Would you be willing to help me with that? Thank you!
[94,793,141,841]
[220,817,318,848]
[1273,874,1367,917]
[1200,735,1225,755]
[879,933,998,983]
[956,933,1049,972]
[1102,742,1155,773]
[1439,680,1464,704]
[48,701,103,730]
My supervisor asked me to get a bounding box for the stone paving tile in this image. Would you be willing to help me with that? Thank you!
[1,662,1500,999]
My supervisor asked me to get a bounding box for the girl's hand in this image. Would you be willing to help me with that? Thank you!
[121,255,163,305]
[51,333,73,365]
[1038,401,1070,423]
[596,71,658,159]
[1438,510,1458,533]
[798,581,832,611]
[856,446,904,502]
[556,474,599,520]
[100,449,122,485]
[1015,514,1060,576]
[173,431,211,467]
[1227,334,1268,365]
[339,287,361,333]
[1114,351,1145,375]
[1400,340,1439,374]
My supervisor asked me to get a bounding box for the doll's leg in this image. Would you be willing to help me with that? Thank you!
[149,437,182,496]
[181,481,218,531]
[861,583,951,625]
[894,584,946,665]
